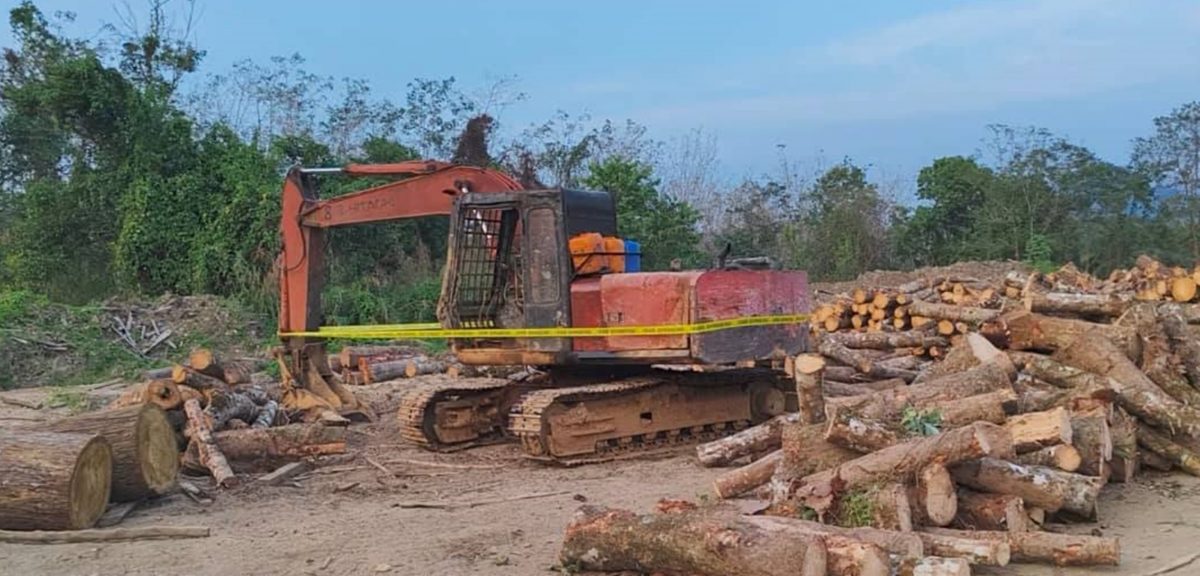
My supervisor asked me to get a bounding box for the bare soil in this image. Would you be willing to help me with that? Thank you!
[4,379,1200,576]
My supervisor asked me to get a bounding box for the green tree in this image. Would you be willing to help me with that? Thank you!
[582,157,703,270]
[786,161,896,280]
[1132,102,1200,259]
[899,156,994,266]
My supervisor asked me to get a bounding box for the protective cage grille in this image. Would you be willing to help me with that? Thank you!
[449,206,522,330]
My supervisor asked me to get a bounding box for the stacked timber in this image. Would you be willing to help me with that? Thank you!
[328,344,521,384]
[564,256,1200,575]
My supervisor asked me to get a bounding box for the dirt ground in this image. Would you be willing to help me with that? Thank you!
[4,380,1200,576]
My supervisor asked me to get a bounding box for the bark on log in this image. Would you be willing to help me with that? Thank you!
[830,362,1013,423]
[751,515,924,559]
[42,404,177,502]
[170,365,227,391]
[1023,292,1130,318]
[696,413,800,467]
[1016,381,1115,414]
[405,358,450,378]
[818,337,875,373]
[188,348,225,379]
[795,354,826,425]
[952,489,1026,532]
[560,506,829,576]
[909,464,957,528]
[204,389,261,430]
[842,483,912,532]
[771,423,860,502]
[339,345,423,370]
[951,458,1101,518]
[914,530,1011,566]
[1070,405,1113,478]
[182,423,347,473]
[783,423,1013,513]
[1012,444,1082,472]
[823,366,867,383]
[1136,425,1200,476]
[108,379,182,411]
[923,528,1119,567]
[1160,303,1200,389]
[823,379,906,398]
[1140,447,1174,471]
[361,359,411,383]
[1004,407,1072,453]
[824,412,898,453]
[932,389,1017,427]
[990,310,1140,359]
[0,430,111,530]
[714,450,782,499]
[907,301,1001,324]
[1055,332,1200,438]
[830,332,949,350]
[1138,317,1200,405]
[182,399,237,488]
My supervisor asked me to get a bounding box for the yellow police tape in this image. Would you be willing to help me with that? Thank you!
[279,314,810,340]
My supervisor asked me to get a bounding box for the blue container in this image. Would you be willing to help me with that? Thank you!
[624,239,641,272]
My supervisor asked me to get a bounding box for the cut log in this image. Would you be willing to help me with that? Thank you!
[931,388,1017,427]
[1140,447,1174,471]
[824,412,898,453]
[1139,317,1200,405]
[795,354,826,425]
[108,380,182,411]
[1137,425,1200,476]
[953,489,1026,532]
[914,530,1011,566]
[1070,405,1113,478]
[696,413,800,467]
[1108,408,1138,482]
[923,528,1119,567]
[42,404,177,502]
[838,483,912,532]
[252,400,278,429]
[823,379,906,398]
[907,300,1000,325]
[783,422,1013,513]
[170,365,227,390]
[830,332,948,350]
[0,525,210,543]
[0,430,111,530]
[1055,332,1200,438]
[405,358,450,378]
[1172,276,1198,302]
[818,337,875,373]
[182,423,347,473]
[188,348,223,379]
[891,556,969,576]
[909,464,957,528]
[823,366,866,383]
[771,423,860,502]
[1159,303,1200,389]
[714,450,782,499]
[830,362,1013,423]
[1003,407,1072,453]
[1012,444,1082,472]
[990,310,1140,359]
[912,334,1010,385]
[204,389,261,430]
[182,399,237,488]
[950,458,1101,518]
[1023,292,1130,318]
[339,345,422,370]
[751,515,924,559]
[560,506,829,576]
[361,359,410,383]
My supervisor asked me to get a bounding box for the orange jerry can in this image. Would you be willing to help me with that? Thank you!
[569,232,608,275]
[604,236,625,273]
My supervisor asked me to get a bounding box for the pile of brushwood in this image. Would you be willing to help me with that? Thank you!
[559,255,1200,576]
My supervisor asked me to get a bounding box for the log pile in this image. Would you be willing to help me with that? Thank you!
[564,256,1200,575]
[328,344,522,384]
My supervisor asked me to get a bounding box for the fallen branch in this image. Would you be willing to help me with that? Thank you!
[393,490,570,510]
[0,526,210,544]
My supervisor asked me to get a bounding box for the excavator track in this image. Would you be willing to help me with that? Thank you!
[397,378,526,452]
[508,371,787,465]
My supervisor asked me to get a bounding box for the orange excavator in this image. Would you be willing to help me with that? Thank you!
[277,160,811,463]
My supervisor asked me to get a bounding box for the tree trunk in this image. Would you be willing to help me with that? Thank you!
[818,337,875,373]
[339,345,422,369]
[218,359,264,385]
[189,348,223,379]
[990,310,1140,359]
[560,506,829,576]
[0,430,111,530]
[782,423,1013,513]
[771,423,860,501]
[182,423,347,473]
[843,483,912,532]
[361,359,411,383]
[1023,292,1130,318]
[906,301,1001,324]
[891,556,969,576]
[952,489,1026,532]
[1004,407,1072,453]
[405,358,450,378]
[1136,424,1200,476]
[170,365,227,391]
[1140,447,1175,471]
[1138,317,1200,405]
[1160,303,1200,389]
[1070,405,1113,478]
[108,380,182,411]
[205,389,261,430]
[1055,332,1200,438]
[795,354,826,425]
[824,412,898,453]
[950,458,1101,518]
[932,389,1016,427]
[830,362,1013,423]
[696,413,800,467]
[182,398,237,488]
[909,464,957,527]
[714,450,782,499]
[829,332,948,350]
[1012,444,1082,472]
[751,515,924,559]
[823,379,905,398]
[42,404,177,502]
[914,530,1011,566]
[922,528,1119,567]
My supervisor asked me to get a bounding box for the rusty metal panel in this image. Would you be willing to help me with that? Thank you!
[691,270,810,364]
[599,272,701,351]
[569,277,606,351]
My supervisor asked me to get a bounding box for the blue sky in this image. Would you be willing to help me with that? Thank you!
[6,0,1200,194]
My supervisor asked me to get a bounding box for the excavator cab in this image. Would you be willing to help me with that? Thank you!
[438,188,618,366]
